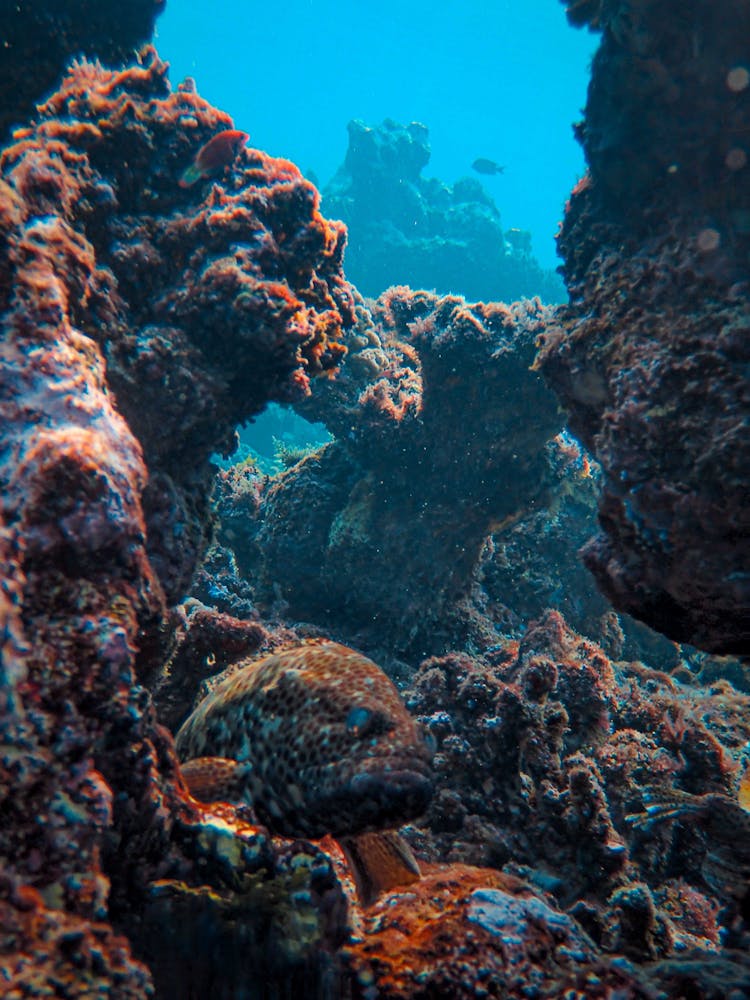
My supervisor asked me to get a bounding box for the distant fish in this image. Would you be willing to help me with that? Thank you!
[175,640,434,905]
[179,129,249,188]
[472,157,505,176]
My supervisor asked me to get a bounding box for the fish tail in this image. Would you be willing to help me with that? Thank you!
[339,830,421,907]
[625,787,709,830]
[178,163,203,188]
[180,755,244,803]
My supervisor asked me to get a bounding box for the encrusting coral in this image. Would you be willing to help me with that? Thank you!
[0,0,166,141]
[223,286,563,655]
[0,47,354,995]
[538,0,750,654]
[404,609,750,968]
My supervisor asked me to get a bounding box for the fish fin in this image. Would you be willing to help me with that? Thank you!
[625,787,709,830]
[338,830,420,907]
[738,763,750,812]
[178,163,203,188]
[180,756,243,803]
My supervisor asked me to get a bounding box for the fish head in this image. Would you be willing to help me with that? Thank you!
[250,642,434,839]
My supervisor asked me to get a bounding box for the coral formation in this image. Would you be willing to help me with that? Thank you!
[3,0,749,995]
[539,0,750,654]
[0,1,166,141]
[404,610,750,961]
[0,48,354,995]
[479,432,684,667]
[324,118,565,302]
[224,287,563,654]
[4,46,352,605]
[345,864,651,999]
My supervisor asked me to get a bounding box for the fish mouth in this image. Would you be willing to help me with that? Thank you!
[340,764,433,834]
[350,767,432,799]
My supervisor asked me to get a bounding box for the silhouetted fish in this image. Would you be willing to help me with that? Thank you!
[179,129,249,188]
[175,640,434,905]
[472,157,505,175]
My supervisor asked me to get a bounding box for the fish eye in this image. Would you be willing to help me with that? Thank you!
[346,706,374,737]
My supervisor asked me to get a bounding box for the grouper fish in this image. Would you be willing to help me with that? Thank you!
[175,640,434,905]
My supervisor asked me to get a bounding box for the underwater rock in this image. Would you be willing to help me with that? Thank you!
[404,610,750,959]
[538,0,750,654]
[127,813,350,1000]
[0,871,154,998]
[0,48,354,995]
[344,864,652,998]
[324,117,565,303]
[479,431,685,668]
[152,603,273,733]
[0,0,166,141]
[1,48,352,607]
[226,287,563,655]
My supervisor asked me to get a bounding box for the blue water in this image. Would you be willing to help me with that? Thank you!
[156,0,596,272]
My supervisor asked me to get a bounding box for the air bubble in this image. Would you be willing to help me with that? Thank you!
[727,66,750,92]
[696,228,721,252]
[726,148,747,171]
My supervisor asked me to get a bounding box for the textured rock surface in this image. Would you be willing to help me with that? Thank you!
[324,118,566,303]
[345,864,652,999]
[405,610,750,959]
[0,0,166,141]
[224,287,563,655]
[539,0,750,654]
[3,48,352,605]
[0,49,353,994]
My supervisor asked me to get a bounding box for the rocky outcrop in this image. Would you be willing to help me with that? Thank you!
[538,0,750,654]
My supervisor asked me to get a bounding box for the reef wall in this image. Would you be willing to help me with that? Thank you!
[538,0,750,654]
[0,48,353,994]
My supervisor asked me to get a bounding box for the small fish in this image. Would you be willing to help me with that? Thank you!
[627,770,750,900]
[175,640,434,905]
[179,129,249,188]
[472,157,505,176]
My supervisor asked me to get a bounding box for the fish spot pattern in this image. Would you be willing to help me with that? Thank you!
[175,640,434,839]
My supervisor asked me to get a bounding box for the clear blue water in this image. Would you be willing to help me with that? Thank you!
[156,0,597,272]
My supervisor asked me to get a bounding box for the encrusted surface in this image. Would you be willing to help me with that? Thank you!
[540,0,750,654]
[0,0,166,141]
[0,49,354,995]
[227,287,563,655]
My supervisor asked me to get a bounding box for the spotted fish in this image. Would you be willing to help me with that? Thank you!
[175,640,434,904]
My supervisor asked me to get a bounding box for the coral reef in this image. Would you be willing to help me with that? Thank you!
[3,46,352,605]
[3,1,749,995]
[480,433,686,668]
[222,287,563,655]
[345,865,651,999]
[405,610,750,963]
[0,0,166,141]
[539,0,750,654]
[0,48,354,995]
[324,118,565,303]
